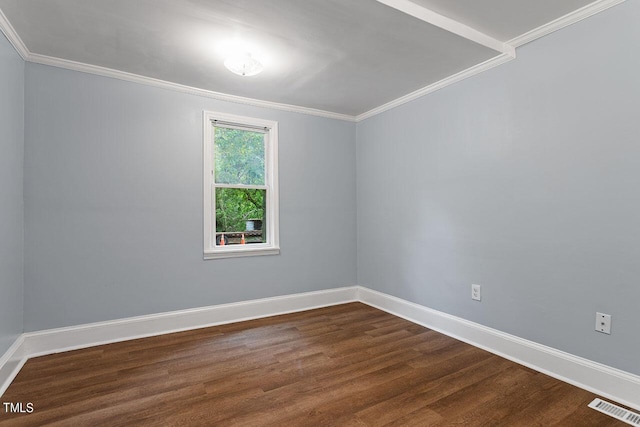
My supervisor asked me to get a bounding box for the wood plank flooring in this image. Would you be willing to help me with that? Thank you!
[0,303,627,426]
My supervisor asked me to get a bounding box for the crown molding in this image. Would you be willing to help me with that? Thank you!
[0,13,356,122]
[356,52,515,122]
[375,0,515,56]
[508,0,627,47]
[0,10,355,122]
[356,0,625,122]
[0,7,28,59]
[0,0,627,123]
[26,53,356,122]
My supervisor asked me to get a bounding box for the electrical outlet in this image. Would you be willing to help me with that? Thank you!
[471,284,481,301]
[595,312,611,335]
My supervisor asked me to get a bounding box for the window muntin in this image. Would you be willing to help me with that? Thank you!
[204,112,279,259]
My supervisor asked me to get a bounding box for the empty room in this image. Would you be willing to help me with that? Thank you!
[1,0,639,425]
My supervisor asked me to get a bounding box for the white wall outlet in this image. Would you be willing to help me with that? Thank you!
[471,284,481,301]
[595,312,611,335]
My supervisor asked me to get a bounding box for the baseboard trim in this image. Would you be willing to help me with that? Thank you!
[23,286,359,358]
[356,286,640,412]
[0,286,357,397]
[0,336,27,397]
[3,285,639,412]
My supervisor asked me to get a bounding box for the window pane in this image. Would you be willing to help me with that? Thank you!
[215,188,266,245]
[214,126,265,186]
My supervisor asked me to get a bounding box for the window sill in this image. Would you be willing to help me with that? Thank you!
[204,246,280,260]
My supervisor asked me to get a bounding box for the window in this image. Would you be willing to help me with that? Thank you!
[203,111,279,259]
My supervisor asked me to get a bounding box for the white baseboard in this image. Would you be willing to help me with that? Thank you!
[356,286,640,412]
[23,286,359,358]
[0,286,358,396]
[0,336,27,397]
[2,284,639,413]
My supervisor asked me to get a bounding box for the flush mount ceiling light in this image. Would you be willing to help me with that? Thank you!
[224,52,264,77]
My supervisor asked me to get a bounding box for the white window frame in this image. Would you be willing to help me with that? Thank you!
[203,111,279,259]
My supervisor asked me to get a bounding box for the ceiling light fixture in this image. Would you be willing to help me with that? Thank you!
[224,52,264,77]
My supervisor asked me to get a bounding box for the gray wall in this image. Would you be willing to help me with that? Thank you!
[357,1,640,375]
[0,32,24,355]
[24,64,356,331]
[12,0,639,378]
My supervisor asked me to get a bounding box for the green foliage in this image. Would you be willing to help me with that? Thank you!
[214,126,266,235]
[214,127,265,185]
[215,188,265,233]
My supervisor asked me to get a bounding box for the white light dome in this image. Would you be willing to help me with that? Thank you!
[224,53,264,77]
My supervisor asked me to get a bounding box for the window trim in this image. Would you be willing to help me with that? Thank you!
[203,111,279,260]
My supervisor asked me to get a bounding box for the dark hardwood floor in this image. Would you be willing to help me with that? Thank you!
[0,303,626,426]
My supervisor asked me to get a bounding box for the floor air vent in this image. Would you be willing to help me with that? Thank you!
[589,398,640,426]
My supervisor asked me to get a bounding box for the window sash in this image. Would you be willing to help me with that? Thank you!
[213,183,268,190]
[212,186,268,247]
[213,121,269,133]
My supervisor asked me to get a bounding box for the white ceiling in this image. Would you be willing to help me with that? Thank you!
[0,0,608,118]
[410,0,594,41]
